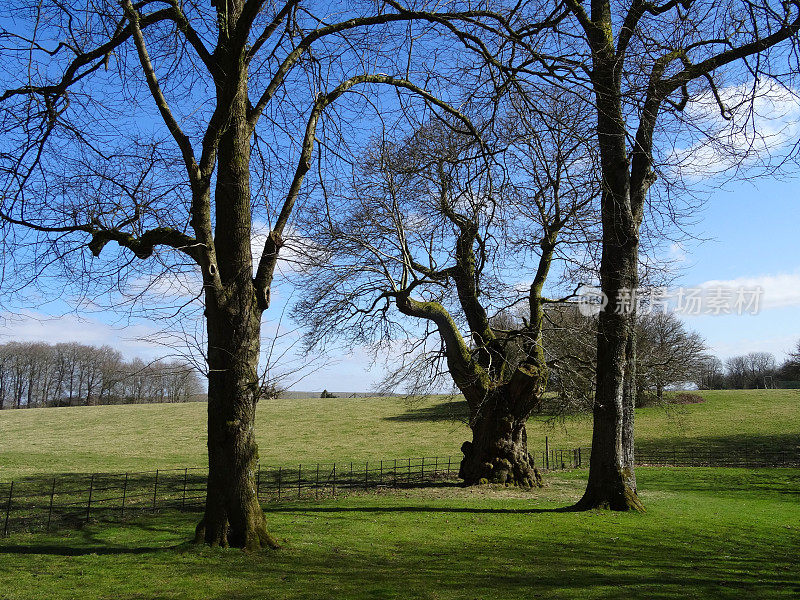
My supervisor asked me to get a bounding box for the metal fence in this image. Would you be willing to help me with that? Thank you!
[2,444,798,537]
[0,455,467,537]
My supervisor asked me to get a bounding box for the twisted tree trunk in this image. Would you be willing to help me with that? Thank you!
[459,388,542,487]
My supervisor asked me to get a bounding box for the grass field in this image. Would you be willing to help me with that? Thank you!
[1,389,799,479]
[1,391,799,598]
[0,467,797,599]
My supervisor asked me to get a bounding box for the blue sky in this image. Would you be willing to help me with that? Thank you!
[673,177,800,364]
[0,6,797,391]
[2,173,797,392]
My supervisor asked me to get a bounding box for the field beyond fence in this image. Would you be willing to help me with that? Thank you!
[2,444,799,537]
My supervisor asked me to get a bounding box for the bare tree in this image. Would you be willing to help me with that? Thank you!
[542,0,800,510]
[296,83,601,486]
[636,312,707,401]
[695,354,725,390]
[0,0,540,548]
[726,351,776,388]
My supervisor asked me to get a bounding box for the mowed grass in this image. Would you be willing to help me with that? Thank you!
[0,467,797,600]
[1,389,799,478]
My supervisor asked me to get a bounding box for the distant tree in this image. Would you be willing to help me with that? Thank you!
[778,340,800,382]
[636,312,707,401]
[695,355,726,390]
[725,352,777,388]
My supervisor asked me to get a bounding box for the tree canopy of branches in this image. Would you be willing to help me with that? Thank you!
[0,0,532,548]
[296,79,601,487]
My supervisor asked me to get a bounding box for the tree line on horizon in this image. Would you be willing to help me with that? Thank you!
[696,342,800,390]
[0,342,203,409]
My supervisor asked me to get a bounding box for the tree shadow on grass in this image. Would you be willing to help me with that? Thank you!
[0,518,187,556]
[264,504,580,515]
[383,400,469,422]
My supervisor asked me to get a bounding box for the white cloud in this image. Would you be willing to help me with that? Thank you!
[671,78,800,178]
[0,310,168,360]
[696,271,800,310]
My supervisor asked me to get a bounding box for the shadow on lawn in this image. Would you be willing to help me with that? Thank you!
[264,504,579,515]
[383,400,468,422]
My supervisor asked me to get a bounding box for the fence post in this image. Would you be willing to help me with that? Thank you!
[394,459,398,488]
[578,448,582,467]
[182,468,188,510]
[121,473,128,517]
[331,464,335,496]
[86,474,95,524]
[298,464,302,499]
[545,436,549,470]
[3,482,13,536]
[447,456,451,477]
[364,462,369,490]
[277,467,283,501]
[350,462,354,488]
[315,464,320,500]
[379,460,383,486]
[407,458,412,484]
[152,470,159,512]
[46,477,56,531]
[421,457,425,483]
[434,456,438,477]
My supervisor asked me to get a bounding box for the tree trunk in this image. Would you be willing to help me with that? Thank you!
[194,297,279,551]
[194,38,278,550]
[459,389,542,487]
[622,321,637,493]
[576,307,643,511]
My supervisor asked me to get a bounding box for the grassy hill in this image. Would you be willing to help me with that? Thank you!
[1,389,798,479]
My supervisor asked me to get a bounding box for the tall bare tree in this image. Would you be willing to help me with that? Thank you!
[546,0,800,510]
[0,0,528,548]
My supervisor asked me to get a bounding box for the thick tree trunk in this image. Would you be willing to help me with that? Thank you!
[575,233,643,511]
[194,33,278,549]
[194,298,279,551]
[459,390,542,487]
[575,308,643,511]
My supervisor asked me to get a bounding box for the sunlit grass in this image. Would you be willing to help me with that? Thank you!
[1,390,798,478]
[0,468,797,599]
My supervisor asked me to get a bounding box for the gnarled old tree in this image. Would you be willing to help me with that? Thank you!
[0,0,529,549]
[549,0,800,510]
[296,90,600,486]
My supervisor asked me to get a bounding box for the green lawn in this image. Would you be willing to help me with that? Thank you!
[1,390,798,479]
[0,467,797,599]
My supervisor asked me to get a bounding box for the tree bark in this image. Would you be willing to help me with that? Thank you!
[459,388,542,487]
[622,319,637,493]
[194,296,279,551]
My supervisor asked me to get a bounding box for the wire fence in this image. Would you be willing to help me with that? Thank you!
[1,444,798,537]
[0,455,468,537]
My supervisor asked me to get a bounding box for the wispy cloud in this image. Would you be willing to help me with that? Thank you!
[671,78,800,178]
[696,271,800,310]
